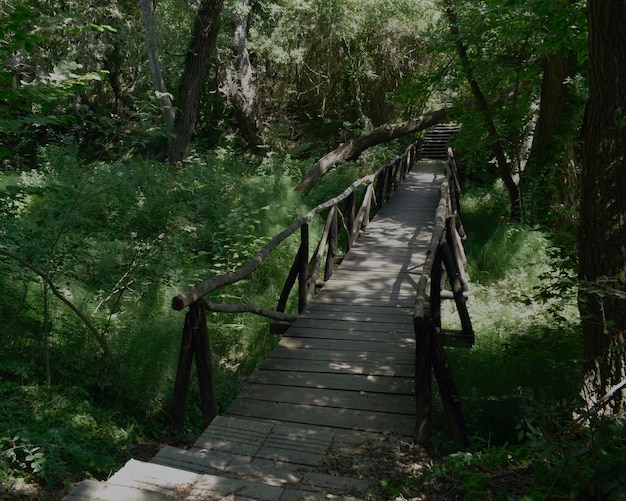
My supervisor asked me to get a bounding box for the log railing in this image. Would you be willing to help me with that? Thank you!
[414,147,473,448]
[170,143,420,432]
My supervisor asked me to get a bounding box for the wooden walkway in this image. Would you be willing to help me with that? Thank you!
[64,160,447,501]
[226,160,445,437]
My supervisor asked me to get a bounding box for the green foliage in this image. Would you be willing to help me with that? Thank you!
[425,414,626,500]
[438,181,580,446]
[422,181,625,500]
[248,0,436,134]
[0,138,328,493]
[0,1,116,168]
[0,382,140,489]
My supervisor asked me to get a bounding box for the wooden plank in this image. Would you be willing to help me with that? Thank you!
[236,384,415,414]
[277,336,413,354]
[301,303,412,316]
[288,317,413,333]
[269,338,415,363]
[225,400,415,436]
[296,309,412,324]
[249,369,414,394]
[319,264,423,277]
[311,291,415,308]
[317,272,420,286]
[260,357,414,378]
[283,326,413,343]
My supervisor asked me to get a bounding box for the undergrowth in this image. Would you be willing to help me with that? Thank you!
[424,179,626,499]
[2,141,624,499]
[0,137,402,498]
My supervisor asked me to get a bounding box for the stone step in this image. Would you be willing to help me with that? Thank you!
[64,459,366,500]
[421,124,459,159]
[63,416,369,501]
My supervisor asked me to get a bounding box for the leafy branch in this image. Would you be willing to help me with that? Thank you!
[0,248,109,360]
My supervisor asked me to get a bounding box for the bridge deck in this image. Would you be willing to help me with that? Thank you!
[63,159,448,501]
[226,159,445,437]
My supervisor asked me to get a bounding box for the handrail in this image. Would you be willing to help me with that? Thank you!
[414,147,473,449]
[169,142,420,431]
[172,143,418,312]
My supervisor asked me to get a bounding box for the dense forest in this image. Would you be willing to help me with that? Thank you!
[1,0,625,499]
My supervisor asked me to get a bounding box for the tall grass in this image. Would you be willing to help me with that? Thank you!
[1,137,381,493]
[440,179,582,446]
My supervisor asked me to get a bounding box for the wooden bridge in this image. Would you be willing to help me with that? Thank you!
[64,126,472,500]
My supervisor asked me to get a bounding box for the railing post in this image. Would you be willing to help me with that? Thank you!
[374,168,387,209]
[191,300,218,427]
[414,301,433,444]
[384,162,394,201]
[345,192,356,248]
[172,300,218,432]
[431,247,444,332]
[298,223,309,312]
[443,218,473,341]
[172,312,195,433]
[431,330,470,449]
[324,209,338,282]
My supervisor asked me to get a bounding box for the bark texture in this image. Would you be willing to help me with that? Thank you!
[169,0,225,164]
[525,51,578,222]
[578,0,626,415]
[140,0,175,135]
[442,0,521,221]
[222,0,261,147]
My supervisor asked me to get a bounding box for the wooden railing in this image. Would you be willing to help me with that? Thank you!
[414,148,473,448]
[169,143,420,432]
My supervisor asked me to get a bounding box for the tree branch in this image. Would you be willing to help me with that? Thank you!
[205,301,298,322]
[295,107,448,194]
[0,248,109,358]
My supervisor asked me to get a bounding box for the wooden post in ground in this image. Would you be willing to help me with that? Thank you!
[190,300,218,427]
[298,224,309,312]
[431,331,470,448]
[172,300,218,432]
[172,313,195,432]
[414,301,433,445]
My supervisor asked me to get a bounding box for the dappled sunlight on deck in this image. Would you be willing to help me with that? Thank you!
[224,161,445,438]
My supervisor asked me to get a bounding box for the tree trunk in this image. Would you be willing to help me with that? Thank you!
[169,0,225,165]
[442,0,521,222]
[578,0,626,416]
[296,107,447,194]
[140,0,175,136]
[222,0,261,147]
[525,50,578,224]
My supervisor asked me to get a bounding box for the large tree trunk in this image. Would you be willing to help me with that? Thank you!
[140,0,175,136]
[578,0,626,416]
[296,107,447,194]
[525,50,578,224]
[169,0,225,165]
[442,0,521,222]
[221,0,261,147]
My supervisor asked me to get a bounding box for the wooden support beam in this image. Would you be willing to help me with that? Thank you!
[172,301,218,432]
[172,313,195,433]
[414,302,433,445]
[299,224,309,312]
[191,301,218,427]
[431,329,470,448]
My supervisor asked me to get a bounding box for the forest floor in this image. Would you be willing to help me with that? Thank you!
[3,433,535,500]
[315,432,534,500]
